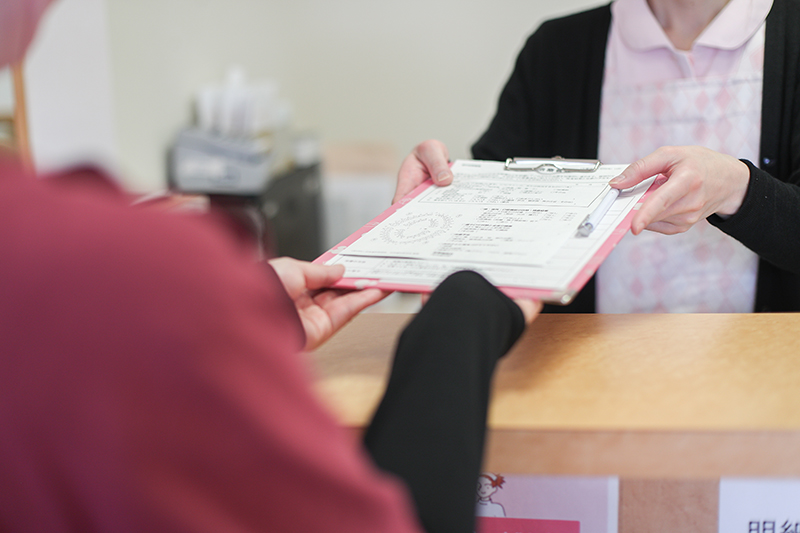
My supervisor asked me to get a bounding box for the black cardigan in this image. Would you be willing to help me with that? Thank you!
[473,0,800,312]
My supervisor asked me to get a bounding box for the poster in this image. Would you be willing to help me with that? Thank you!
[475,474,619,533]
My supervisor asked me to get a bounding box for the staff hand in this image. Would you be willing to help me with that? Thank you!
[609,146,750,235]
[393,139,454,204]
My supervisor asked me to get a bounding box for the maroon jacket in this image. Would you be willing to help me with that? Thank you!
[0,159,422,532]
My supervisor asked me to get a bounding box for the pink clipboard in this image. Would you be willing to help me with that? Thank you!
[313,168,655,304]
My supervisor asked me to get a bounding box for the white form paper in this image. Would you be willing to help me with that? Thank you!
[322,160,652,299]
[342,160,624,266]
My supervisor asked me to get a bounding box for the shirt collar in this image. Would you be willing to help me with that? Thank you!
[612,0,773,51]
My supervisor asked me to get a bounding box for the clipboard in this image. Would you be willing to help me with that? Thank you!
[313,158,654,304]
[504,156,601,173]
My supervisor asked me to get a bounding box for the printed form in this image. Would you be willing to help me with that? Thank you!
[319,160,652,302]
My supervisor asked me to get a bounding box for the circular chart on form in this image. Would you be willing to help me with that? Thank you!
[380,213,454,245]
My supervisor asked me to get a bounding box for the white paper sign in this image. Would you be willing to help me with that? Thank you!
[719,478,800,533]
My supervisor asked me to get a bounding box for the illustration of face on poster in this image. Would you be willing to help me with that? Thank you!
[476,474,506,518]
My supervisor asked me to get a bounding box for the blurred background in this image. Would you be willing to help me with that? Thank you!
[1,0,601,308]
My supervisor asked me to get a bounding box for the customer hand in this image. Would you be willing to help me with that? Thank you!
[513,298,543,326]
[393,139,454,204]
[609,146,750,235]
[421,290,542,325]
[269,257,390,351]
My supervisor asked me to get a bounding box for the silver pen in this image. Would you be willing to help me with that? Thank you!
[577,188,620,237]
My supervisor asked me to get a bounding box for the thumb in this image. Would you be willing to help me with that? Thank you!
[415,140,453,186]
[271,257,346,295]
[609,148,675,189]
[299,262,346,291]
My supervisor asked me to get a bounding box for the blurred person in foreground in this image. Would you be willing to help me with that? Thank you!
[0,1,540,532]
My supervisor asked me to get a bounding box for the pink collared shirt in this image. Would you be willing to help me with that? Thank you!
[606,0,773,82]
[596,0,773,313]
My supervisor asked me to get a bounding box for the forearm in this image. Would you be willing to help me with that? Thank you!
[363,271,525,533]
[709,160,800,274]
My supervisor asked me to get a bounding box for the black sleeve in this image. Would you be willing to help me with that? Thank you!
[363,270,526,533]
[471,30,541,161]
[471,6,610,163]
[709,159,800,275]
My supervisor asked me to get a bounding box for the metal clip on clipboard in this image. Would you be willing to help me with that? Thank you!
[504,156,601,173]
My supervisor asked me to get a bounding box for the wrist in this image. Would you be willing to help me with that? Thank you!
[716,159,751,217]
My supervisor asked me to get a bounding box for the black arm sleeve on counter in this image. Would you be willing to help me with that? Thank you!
[363,270,526,533]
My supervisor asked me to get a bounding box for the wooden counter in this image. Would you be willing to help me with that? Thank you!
[311,313,800,532]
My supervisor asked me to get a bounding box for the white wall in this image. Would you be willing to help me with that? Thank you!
[25,0,117,174]
[0,69,12,113]
[105,0,604,192]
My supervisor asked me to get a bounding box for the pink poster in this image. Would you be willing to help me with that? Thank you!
[474,474,618,533]
[478,516,580,533]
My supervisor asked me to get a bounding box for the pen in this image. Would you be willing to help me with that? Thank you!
[577,187,620,237]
